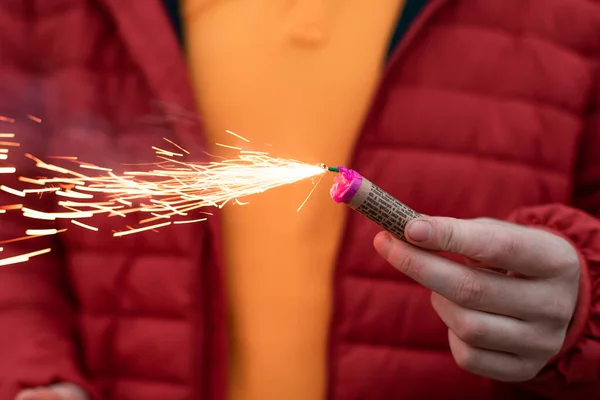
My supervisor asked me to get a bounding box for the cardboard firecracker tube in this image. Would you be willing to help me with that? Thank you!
[329,166,421,242]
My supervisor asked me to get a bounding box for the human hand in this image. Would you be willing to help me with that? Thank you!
[374,216,580,382]
[15,383,88,400]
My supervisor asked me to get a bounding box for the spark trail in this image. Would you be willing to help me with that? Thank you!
[0,120,328,266]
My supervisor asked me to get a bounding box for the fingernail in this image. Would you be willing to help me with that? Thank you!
[407,219,432,242]
[374,231,393,257]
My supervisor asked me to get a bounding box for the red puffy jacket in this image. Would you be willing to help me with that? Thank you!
[0,1,599,399]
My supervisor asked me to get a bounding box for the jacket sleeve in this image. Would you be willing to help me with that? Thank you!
[493,62,600,398]
[0,117,99,400]
[0,5,97,399]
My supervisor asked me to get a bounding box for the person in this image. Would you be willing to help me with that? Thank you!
[0,0,599,399]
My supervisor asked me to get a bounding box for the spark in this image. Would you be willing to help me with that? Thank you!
[22,208,94,219]
[23,211,55,221]
[0,248,51,267]
[0,235,38,245]
[114,221,172,237]
[27,115,42,123]
[152,146,183,157]
[71,220,99,231]
[55,190,94,199]
[225,130,251,143]
[174,217,208,225]
[19,177,45,185]
[296,173,325,212]
[163,137,190,154]
[215,143,242,151]
[0,129,328,267]
[1,185,25,197]
[0,204,23,210]
[48,156,78,160]
[80,164,113,172]
[23,187,60,194]
[26,229,65,236]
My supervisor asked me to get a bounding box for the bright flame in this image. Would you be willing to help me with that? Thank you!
[0,118,328,267]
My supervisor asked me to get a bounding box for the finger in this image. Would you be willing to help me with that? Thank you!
[374,233,556,320]
[448,330,541,382]
[463,256,486,268]
[404,217,576,278]
[463,256,508,274]
[431,293,563,358]
[15,388,64,400]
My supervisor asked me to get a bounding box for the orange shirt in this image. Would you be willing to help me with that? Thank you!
[182,1,405,399]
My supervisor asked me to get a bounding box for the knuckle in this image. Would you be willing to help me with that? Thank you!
[440,223,457,252]
[558,244,581,276]
[553,302,575,325]
[523,326,562,358]
[476,217,504,226]
[452,270,484,307]
[498,235,519,258]
[492,232,519,264]
[469,230,496,262]
[454,314,486,345]
[517,362,543,381]
[473,229,517,265]
[541,294,576,327]
[390,249,420,279]
[454,347,480,374]
[544,231,579,263]
[531,230,579,276]
[564,251,580,273]
[454,349,475,372]
[539,337,564,358]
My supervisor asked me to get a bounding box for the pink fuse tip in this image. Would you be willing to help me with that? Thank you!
[330,166,363,203]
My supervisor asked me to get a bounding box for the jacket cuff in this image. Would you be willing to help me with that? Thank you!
[505,203,600,383]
